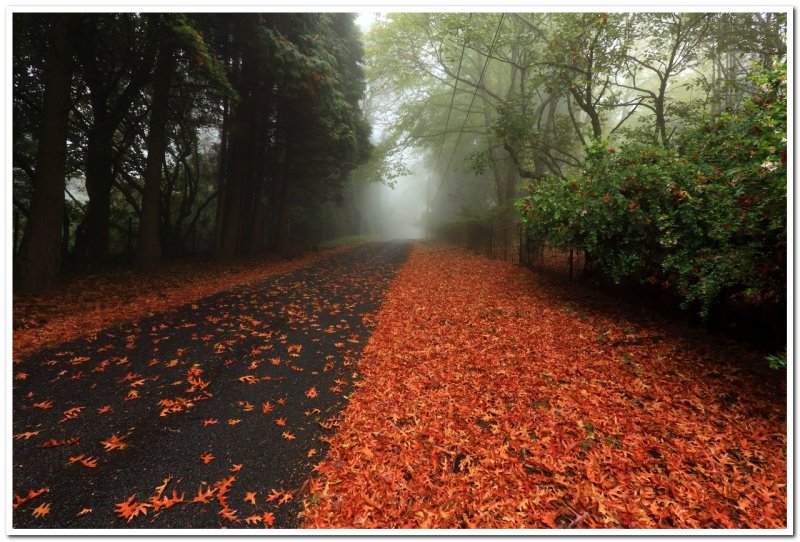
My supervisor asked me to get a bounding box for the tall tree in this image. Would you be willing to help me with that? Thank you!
[72,14,155,265]
[135,16,175,270]
[16,14,75,290]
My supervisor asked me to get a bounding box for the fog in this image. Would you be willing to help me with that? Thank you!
[346,11,497,243]
[362,174,427,240]
[354,12,428,241]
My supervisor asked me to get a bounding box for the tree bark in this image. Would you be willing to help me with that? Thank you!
[73,15,156,265]
[135,33,175,271]
[73,117,114,264]
[16,14,74,291]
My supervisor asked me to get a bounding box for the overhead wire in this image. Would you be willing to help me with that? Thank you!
[426,14,471,239]
[431,12,505,205]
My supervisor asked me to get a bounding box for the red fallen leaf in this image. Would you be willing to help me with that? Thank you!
[149,496,170,512]
[59,406,85,422]
[266,489,282,502]
[114,495,150,522]
[37,435,81,449]
[199,451,215,464]
[362,494,381,509]
[230,464,243,472]
[215,475,235,496]
[262,402,274,414]
[304,408,321,416]
[278,491,293,505]
[227,419,242,425]
[287,344,302,356]
[15,372,28,380]
[79,456,98,468]
[154,476,172,497]
[191,485,215,504]
[203,418,219,426]
[276,397,287,406]
[245,514,262,524]
[238,401,254,412]
[305,386,318,398]
[33,401,54,409]
[262,511,275,527]
[31,502,51,518]
[13,487,48,510]
[150,490,185,511]
[67,454,86,465]
[96,405,112,414]
[307,449,317,458]
[244,492,257,505]
[14,430,41,440]
[124,390,140,401]
[101,434,129,452]
[282,431,296,440]
[118,372,141,383]
[238,375,258,384]
[219,506,239,522]
[76,507,92,516]
[275,418,287,427]
[270,358,282,366]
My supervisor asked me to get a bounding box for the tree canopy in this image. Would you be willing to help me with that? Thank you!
[14,13,372,289]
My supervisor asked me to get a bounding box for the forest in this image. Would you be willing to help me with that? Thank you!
[11,11,789,531]
[14,13,371,290]
[363,12,786,334]
[14,12,787,336]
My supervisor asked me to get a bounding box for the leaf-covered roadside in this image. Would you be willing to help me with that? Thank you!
[13,242,411,528]
[302,245,786,529]
[13,245,356,359]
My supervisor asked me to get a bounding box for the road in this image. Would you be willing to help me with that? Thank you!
[12,241,411,529]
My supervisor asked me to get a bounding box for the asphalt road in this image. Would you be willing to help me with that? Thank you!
[12,241,411,529]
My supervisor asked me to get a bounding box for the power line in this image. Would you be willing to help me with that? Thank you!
[432,14,472,173]
[431,13,505,205]
[426,14,471,240]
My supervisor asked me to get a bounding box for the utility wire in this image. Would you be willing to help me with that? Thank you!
[426,14,471,240]
[431,13,505,205]
[432,14,472,174]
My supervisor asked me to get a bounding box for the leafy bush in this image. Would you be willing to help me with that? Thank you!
[516,59,786,317]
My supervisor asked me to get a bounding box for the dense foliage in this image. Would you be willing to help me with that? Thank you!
[516,60,787,317]
[13,13,372,289]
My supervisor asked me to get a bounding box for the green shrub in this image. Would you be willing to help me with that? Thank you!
[516,59,786,318]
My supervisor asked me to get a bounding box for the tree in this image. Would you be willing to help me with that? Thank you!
[136,14,234,270]
[16,14,76,290]
[620,13,712,146]
[134,16,175,270]
[72,14,156,265]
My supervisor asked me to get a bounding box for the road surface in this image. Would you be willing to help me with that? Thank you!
[12,242,411,529]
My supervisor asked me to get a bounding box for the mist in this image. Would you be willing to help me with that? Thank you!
[362,174,426,240]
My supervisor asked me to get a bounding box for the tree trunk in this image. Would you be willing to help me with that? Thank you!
[16,15,74,291]
[74,118,115,264]
[213,96,229,254]
[135,37,174,271]
[72,15,157,265]
[273,119,292,257]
